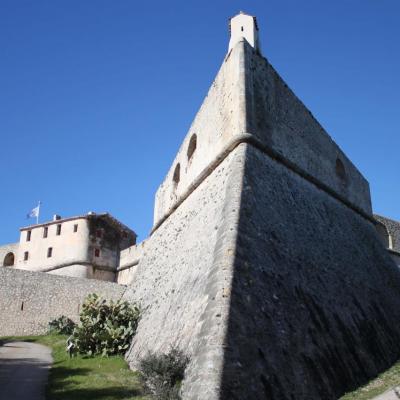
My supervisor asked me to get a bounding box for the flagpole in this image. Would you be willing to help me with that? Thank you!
[37,201,41,225]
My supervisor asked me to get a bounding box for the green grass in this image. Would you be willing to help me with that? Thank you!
[340,360,400,400]
[1,334,149,400]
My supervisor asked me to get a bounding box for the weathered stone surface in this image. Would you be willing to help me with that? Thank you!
[219,145,400,399]
[124,37,400,400]
[125,145,244,399]
[154,40,372,233]
[124,145,246,399]
[0,268,125,336]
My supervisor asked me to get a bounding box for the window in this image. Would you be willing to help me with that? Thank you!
[96,229,102,238]
[376,224,392,249]
[241,26,244,32]
[24,251,29,261]
[173,163,180,185]
[335,158,346,181]
[47,247,53,258]
[73,224,78,233]
[94,248,100,257]
[26,230,31,242]
[56,224,62,236]
[43,226,48,238]
[187,134,197,162]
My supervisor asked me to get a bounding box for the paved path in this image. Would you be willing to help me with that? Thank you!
[0,341,52,400]
[373,387,400,400]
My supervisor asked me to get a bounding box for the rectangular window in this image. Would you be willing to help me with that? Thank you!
[56,224,62,236]
[94,248,100,257]
[26,230,31,242]
[73,224,78,233]
[43,226,48,238]
[47,247,53,258]
[24,251,29,261]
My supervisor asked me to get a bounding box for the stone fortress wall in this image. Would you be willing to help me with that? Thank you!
[0,267,125,337]
[154,41,372,231]
[122,27,400,400]
[124,146,245,398]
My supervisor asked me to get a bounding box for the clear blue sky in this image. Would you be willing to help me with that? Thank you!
[1,0,399,244]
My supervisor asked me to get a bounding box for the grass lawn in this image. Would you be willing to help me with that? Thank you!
[340,360,400,400]
[1,334,149,400]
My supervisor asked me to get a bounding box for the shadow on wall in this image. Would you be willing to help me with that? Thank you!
[219,148,400,400]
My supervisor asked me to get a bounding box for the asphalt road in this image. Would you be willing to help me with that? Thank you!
[0,341,52,400]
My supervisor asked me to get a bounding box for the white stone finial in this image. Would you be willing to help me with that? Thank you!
[228,12,260,52]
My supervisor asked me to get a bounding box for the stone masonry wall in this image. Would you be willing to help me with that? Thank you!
[0,268,125,336]
[219,145,400,400]
[244,41,372,215]
[153,43,245,225]
[116,240,148,285]
[124,145,246,399]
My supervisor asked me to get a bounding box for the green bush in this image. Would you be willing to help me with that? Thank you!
[138,348,190,400]
[68,293,140,357]
[48,315,76,335]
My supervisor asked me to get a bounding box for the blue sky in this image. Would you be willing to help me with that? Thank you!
[1,0,399,244]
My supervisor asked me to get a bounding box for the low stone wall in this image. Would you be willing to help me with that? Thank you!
[0,268,126,336]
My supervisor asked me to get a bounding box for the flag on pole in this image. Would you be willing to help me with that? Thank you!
[27,206,39,219]
[27,201,41,224]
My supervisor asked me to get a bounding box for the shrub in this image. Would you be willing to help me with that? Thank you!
[68,293,140,357]
[48,315,76,335]
[138,348,190,400]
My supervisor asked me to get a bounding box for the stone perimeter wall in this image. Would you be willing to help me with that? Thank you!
[0,268,126,336]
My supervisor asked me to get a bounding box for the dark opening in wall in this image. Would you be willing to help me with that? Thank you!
[173,163,181,185]
[3,252,14,267]
[376,223,392,249]
[20,301,24,311]
[74,224,78,233]
[335,158,346,181]
[24,251,29,261]
[187,134,197,162]
[47,247,53,258]
[56,224,62,236]
[94,248,100,257]
[43,226,48,238]
[26,230,31,242]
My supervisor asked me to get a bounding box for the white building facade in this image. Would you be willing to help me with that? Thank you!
[0,212,137,282]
